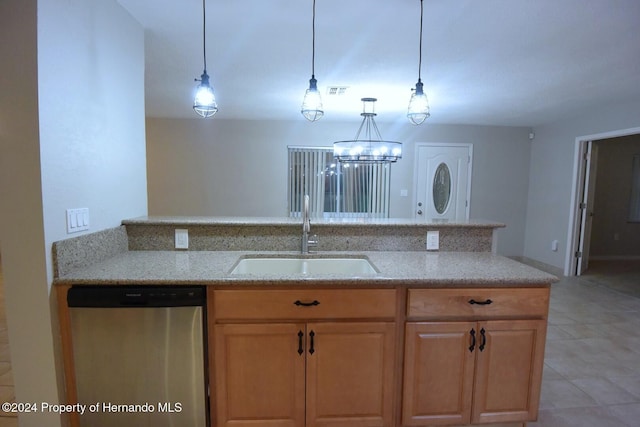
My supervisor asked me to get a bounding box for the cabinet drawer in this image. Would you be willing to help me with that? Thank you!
[214,289,397,321]
[407,288,549,319]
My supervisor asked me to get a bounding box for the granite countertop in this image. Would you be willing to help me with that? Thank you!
[53,250,557,288]
[122,216,506,228]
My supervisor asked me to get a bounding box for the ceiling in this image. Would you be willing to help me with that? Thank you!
[117,0,640,126]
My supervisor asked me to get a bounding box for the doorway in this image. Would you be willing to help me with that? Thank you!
[413,143,472,222]
[566,127,640,276]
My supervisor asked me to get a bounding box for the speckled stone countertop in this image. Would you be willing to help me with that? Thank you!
[122,216,506,228]
[53,250,557,288]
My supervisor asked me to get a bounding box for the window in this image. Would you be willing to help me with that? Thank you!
[288,147,391,218]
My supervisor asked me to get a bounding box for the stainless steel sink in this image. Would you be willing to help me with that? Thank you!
[230,256,378,275]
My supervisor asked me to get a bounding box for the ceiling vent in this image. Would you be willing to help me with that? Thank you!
[326,86,349,96]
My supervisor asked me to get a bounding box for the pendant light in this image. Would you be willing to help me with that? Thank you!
[301,0,324,121]
[193,0,218,118]
[333,98,402,163]
[407,0,430,125]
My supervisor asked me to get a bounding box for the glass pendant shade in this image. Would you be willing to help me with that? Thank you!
[193,0,218,118]
[333,98,402,163]
[301,77,324,121]
[193,71,218,118]
[407,80,430,125]
[302,0,323,122]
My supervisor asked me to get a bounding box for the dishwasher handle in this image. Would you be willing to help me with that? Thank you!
[67,286,205,308]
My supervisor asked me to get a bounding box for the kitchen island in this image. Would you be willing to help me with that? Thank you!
[54,218,556,427]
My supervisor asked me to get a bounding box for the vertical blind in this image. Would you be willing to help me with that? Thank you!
[288,147,391,218]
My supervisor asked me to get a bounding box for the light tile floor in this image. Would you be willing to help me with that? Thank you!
[0,258,637,427]
[528,260,640,427]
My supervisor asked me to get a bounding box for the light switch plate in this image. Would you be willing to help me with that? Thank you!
[426,230,440,251]
[66,208,90,234]
[175,229,189,249]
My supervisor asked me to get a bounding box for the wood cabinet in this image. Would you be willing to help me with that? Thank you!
[214,323,306,427]
[212,289,397,427]
[210,286,549,427]
[402,288,549,426]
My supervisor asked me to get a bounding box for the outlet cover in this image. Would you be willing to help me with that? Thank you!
[175,229,189,249]
[426,230,440,251]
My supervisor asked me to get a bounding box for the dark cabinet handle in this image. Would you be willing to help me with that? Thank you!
[469,299,493,305]
[479,328,486,351]
[469,329,476,352]
[309,330,315,355]
[294,300,320,307]
[297,330,304,355]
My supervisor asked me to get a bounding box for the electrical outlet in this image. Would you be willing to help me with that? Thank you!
[426,231,439,251]
[175,229,189,249]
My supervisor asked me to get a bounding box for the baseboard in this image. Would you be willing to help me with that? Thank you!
[509,256,564,277]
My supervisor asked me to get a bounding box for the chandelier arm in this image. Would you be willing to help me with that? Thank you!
[370,117,383,141]
[353,116,367,140]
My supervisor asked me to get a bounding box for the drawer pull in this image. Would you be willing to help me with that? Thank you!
[469,329,476,352]
[479,328,487,352]
[468,298,493,306]
[297,330,304,355]
[294,300,320,307]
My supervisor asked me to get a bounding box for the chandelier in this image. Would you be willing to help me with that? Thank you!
[333,98,402,163]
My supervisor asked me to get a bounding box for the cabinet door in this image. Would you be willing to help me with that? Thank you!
[402,322,476,426]
[306,322,395,427]
[215,323,306,427]
[472,319,547,424]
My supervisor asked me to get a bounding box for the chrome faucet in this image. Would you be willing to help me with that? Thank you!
[302,194,318,253]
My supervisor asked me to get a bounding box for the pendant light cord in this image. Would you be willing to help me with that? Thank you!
[418,0,423,81]
[311,0,316,78]
[202,0,207,72]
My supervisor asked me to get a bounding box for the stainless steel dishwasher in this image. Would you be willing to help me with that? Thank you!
[67,286,208,427]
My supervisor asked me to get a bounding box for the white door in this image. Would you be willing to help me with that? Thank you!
[414,144,472,221]
[576,141,598,275]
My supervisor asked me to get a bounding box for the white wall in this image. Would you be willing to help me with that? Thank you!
[147,118,531,256]
[38,0,148,276]
[0,1,147,426]
[524,99,640,270]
